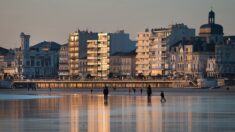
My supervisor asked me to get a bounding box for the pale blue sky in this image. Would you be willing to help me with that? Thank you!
[0,0,234,48]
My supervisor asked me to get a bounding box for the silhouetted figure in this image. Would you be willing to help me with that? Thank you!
[50,88,51,92]
[90,89,93,94]
[227,87,230,91]
[147,85,152,97]
[140,88,143,95]
[129,89,131,94]
[103,86,109,100]
[160,91,166,103]
[133,88,136,94]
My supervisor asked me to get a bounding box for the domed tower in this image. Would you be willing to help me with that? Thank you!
[199,10,224,44]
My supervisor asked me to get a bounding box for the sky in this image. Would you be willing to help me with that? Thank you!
[0,0,235,48]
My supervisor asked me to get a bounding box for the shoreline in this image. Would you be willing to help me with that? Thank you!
[0,87,234,97]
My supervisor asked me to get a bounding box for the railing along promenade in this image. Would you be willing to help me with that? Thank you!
[13,79,197,89]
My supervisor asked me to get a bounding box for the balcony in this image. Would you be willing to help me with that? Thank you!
[136,60,149,65]
[136,48,149,53]
[136,54,149,59]
[136,67,149,71]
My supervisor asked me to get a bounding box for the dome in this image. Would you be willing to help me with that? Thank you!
[199,10,224,35]
[200,23,223,35]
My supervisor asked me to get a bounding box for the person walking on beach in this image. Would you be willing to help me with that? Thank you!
[140,88,143,95]
[133,88,136,94]
[103,86,109,100]
[147,85,152,97]
[160,91,166,103]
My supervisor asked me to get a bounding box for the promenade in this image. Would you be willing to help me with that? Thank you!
[12,79,197,89]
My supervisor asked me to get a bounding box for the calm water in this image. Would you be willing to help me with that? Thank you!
[0,93,235,132]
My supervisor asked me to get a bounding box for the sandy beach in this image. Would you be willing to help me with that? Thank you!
[0,86,235,97]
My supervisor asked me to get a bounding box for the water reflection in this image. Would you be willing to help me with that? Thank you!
[0,94,235,132]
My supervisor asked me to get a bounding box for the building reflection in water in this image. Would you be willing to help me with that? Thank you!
[0,94,233,132]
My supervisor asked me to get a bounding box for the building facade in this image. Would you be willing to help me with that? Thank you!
[110,51,136,78]
[21,41,61,79]
[136,24,195,77]
[87,33,110,79]
[68,32,79,79]
[213,44,235,77]
[135,31,151,76]
[87,40,98,77]
[68,30,98,79]
[79,57,87,79]
[150,24,195,76]
[58,44,69,80]
[170,39,214,79]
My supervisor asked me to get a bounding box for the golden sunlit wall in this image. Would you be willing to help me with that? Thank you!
[87,33,110,79]
[87,40,98,77]
[97,33,110,79]
[135,32,151,76]
[69,32,79,77]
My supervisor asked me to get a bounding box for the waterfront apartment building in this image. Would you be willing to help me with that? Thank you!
[135,31,151,76]
[87,40,98,77]
[87,33,110,79]
[58,44,69,80]
[68,32,79,79]
[136,24,195,76]
[68,30,98,79]
[149,24,195,76]
[110,51,136,78]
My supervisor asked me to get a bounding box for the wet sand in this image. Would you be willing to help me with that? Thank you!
[0,87,235,132]
[0,87,234,97]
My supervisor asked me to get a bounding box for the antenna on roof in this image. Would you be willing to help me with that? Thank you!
[210,0,214,11]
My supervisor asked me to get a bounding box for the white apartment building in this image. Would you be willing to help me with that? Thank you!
[135,31,151,76]
[87,40,98,77]
[68,32,79,79]
[87,33,110,79]
[136,24,195,76]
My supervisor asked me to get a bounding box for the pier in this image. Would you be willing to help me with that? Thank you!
[12,80,197,89]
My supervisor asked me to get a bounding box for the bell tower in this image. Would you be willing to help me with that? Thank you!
[208,10,215,24]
